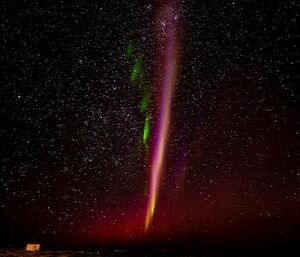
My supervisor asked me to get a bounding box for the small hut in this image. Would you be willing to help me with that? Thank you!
[25,243,40,251]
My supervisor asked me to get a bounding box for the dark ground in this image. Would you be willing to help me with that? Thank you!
[0,247,299,257]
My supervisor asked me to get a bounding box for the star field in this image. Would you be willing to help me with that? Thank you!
[1,0,300,251]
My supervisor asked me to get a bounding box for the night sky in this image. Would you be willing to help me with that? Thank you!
[1,0,300,251]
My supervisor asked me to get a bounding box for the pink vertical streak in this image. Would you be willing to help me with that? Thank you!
[145,4,178,232]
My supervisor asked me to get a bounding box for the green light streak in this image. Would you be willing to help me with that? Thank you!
[143,114,150,147]
[140,87,150,113]
[125,44,150,150]
[126,41,133,59]
[130,57,142,83]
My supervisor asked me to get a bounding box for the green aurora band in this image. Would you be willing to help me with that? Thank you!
[143,114,150,148]
[130,57,143,83]
[126,41,151,149]
[126,40,133,59]
[140,87,150,113]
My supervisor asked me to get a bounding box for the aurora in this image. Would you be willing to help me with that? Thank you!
[130,57,143,83]
[145,2,179,232]
[143,114,150,148]
[126,40,133,60]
